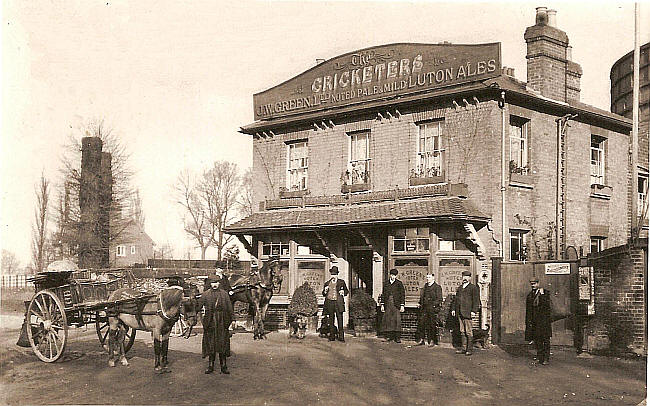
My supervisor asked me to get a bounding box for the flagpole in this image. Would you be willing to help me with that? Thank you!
[631,2,640,239]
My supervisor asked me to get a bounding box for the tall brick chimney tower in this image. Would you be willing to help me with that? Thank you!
[79,137,112,269]
[524,7,582,103]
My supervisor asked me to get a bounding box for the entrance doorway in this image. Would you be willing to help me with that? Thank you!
[348,249,373,296]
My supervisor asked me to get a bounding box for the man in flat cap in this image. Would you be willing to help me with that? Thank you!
[380,268,405,343]
[452,270,479,355]
[322,266,349,342]
[525,277,552,365]
[198,276,233,374]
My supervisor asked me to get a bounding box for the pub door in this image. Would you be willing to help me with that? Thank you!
[348,249,373,296]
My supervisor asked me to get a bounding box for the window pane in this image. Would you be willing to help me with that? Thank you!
[439,240,454,251]
[417,238,429,252]
[394,239,405,252]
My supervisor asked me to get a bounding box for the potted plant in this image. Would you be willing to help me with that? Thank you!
[349,289,377,337]
[288,282,318,339]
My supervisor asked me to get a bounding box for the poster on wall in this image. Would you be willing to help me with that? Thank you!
[578,266,593,301]
[297,260,327,296]
[544,262,570,275]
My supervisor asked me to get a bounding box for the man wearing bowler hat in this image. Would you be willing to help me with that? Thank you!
[322,266,349,342]
[452,270,479,355]
[525,277,552,365]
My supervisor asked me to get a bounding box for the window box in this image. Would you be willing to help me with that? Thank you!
[409,174,445,186]
[279,189,309,199]
[342,183,370,194]
[590,184,612,199]
[509,172,533,188]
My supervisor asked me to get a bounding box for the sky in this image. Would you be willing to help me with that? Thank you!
[2,1,649,267]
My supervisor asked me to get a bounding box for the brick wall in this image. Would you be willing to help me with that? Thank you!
[588,245,647,354]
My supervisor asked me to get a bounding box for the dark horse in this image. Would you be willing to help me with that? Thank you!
[229,258,282,339]
[106,287,198,372]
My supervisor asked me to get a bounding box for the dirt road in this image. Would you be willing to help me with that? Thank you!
[0,320,646,405]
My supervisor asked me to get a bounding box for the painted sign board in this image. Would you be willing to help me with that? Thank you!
[253,42,501,120]
[544,262,571,275]
[399,265,428,298]
[297,261,327,296]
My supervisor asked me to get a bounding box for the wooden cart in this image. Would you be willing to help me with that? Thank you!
[23,270,149,363]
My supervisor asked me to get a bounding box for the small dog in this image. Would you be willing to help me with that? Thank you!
[471,325,490,349]
[288,314,307,339]
[317,314,337,339]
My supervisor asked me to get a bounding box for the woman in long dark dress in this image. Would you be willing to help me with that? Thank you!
[199,277,234,374]
[380,268,405,343]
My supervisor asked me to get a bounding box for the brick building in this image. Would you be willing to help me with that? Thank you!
[109,221,154,267]
[226,7,633,333]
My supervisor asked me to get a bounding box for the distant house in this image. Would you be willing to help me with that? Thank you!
[110,222,154,267]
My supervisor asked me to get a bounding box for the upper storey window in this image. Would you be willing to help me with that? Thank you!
[415,121,445,179]
[287,141,308,191]
[345,131,371,185]
[509,117,529,175]
[590,135,606,186]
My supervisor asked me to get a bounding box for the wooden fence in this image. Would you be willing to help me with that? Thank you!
[1,274,33,288]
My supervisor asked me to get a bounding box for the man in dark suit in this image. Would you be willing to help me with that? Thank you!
[417,272,443,346]
[526,277,552,365]
[322,266,349,342]
[451,270,479,355]
[380,268,406,343]
[198,276,234,374]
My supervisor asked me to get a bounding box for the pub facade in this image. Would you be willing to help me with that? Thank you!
[225,7,633,333]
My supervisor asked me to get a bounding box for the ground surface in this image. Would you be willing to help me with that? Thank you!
[0,313,646,406]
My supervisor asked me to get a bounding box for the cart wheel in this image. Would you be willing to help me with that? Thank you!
[96,313,137,353]
[170,314,189,337]
[26,290,68,363]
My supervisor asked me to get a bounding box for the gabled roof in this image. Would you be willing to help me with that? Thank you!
[225,196,488,234]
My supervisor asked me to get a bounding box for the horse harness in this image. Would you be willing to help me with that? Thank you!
[108,287,183,328]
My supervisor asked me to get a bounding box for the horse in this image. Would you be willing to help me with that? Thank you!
[229,258,282,340]
[105,286,198,372]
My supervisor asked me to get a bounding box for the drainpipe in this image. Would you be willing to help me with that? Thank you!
[500,91,507,259]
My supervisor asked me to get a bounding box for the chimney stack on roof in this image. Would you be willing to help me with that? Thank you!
[524,7,582,103]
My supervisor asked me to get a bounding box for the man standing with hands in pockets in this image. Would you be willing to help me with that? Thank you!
[451,270,479,355]
[322,266,349,342]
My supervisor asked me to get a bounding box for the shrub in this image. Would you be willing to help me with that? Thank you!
[349,289,377,320]
[288,282,318,317]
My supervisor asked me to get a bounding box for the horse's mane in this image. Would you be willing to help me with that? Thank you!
[160,288,183,310]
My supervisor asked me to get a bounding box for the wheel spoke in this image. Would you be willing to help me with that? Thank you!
[33,297,47,318]
[50,331,63,354]
[47,296,55,319]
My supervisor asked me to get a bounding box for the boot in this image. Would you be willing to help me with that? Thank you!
[205,355,214,374]
[394,332,401,343]
[220,354,230,374]
[465,337,473,356]
[456,336,466,354]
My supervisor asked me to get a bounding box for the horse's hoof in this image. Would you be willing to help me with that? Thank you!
[108,360,116,367]
[120,358,129,366]
[163,367,172,373]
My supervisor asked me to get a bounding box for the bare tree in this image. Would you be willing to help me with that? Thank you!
[201,161,240,261]
[154,242,174,260]
[237,167,254,218]
[57,119,133,266]
[129,189,146,229]
[32,172,50,272]
[1,249,21,274]
[174,169,216,260]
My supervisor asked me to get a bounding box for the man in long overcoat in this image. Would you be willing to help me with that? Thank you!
[199,277,234,374]
[451,270,479,355]
[322,266,349,342]
[380,268,405,343]
[416,272,443,346]
[525,277,552,365]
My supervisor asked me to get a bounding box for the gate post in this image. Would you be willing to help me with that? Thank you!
[491,257,502,344]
